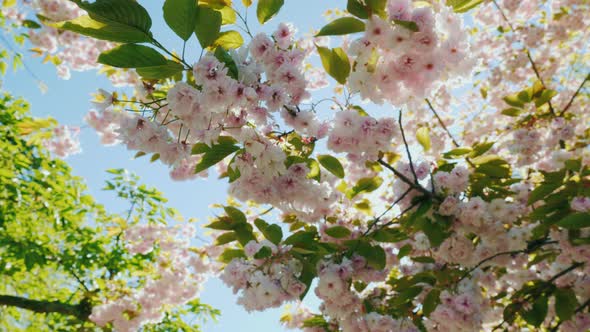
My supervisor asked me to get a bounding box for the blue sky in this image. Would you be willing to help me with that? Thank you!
[2,1,337,331]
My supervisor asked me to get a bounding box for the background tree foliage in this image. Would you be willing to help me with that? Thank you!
[0,92,218,331]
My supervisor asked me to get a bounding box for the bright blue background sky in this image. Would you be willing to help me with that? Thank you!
[2,1,335,331]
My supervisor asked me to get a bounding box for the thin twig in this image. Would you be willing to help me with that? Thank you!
[150,38,191,69]
[364,188,412,236]
[560,73,590,116]
[234,9,254,39]
[425,99,460,148]
[378,199,423,229]
[397,110,418,183]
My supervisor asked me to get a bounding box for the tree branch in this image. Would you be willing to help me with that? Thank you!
[397,110,418,183]
[377,159,439,201]
[560,73,590,116]
[425,99,461,148]
[0,294,91,321]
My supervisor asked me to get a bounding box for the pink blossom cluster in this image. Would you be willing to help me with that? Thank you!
[43,125,81,158]
[89,224,210,331]
[304,255,422,332]
[425,282,487,332]
[461,0,590,170]
[552,229,590,274]
[315,259,362,323]
[229,151,341,223]
[26,0,117,80]
[85,108,207,181]
[432,166,469,195]
[561,313,590,332]
[498,116,578,172]
[165,26,320,146]
[281,305,327,332]
[347,0,473,105]
[363,312,418,332]
[571,196,590,212]
[219,240,306,312]
[7,0,140,84]
[313,257,407,332]
[327,110,397,160]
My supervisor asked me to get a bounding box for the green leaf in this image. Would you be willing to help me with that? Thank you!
[195,6,222,48]
[364,244,386,270]
[205,219,236,230]
[298,259,317,300]
[503,93,525,108]
[534,89,558,107]
[198,0,231,9]
[397,244,412,258]
[254,245,272,259]
[254,218,269,230]
[234,223,256,246]
[522,295,548,327]
[136,61,184,79]
[411,256,435,264]
[214,47,239,80]
[215,232,237,245]
[22,19,42,29]
[219,248,246,263]
[256,0,284,24]
[98,44,166,68]
[348,176,383,199]
[73,0,151,30]
[315,17,365,37]
[417,216,451,247]
[470,141,494,158]
[416,127,431,152]
[212,30,244,49]
[447,0,485,13]
[443,147,472,159]
[422,289,441,316]
[325,225,351,238]
[192,142,210,154]
[317,46,351,85]
[218,6,236,25]
[554,288,579,321]
[194,137,240,173]
[518,89,532,103]
[501,107,523,117]
[163,0,198,41]
[224,206,247,224]
[317,155,345,179]
[528,181,562,205]
[306,158,321,181]
[255,218,283,245]
[473,155,511,178]
[392,286,423,305]
[393,19,419,32]
[372,228,408,243]
[347,0,369,19]
[556,213,590,229]
[262,224,283,245]
[47,15,151,43]
[284,230,317,247]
